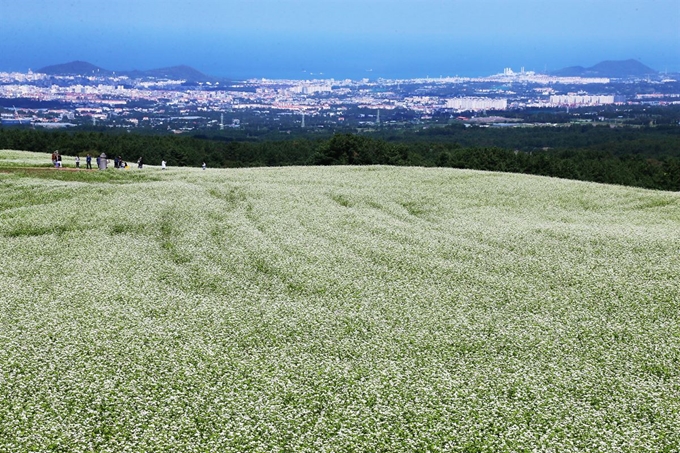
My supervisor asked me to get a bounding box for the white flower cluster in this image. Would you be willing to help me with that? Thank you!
[1,151,679,451]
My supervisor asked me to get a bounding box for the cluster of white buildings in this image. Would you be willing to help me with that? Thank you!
[549,94,616,107]
[288,83,333,95]
[445,97,508,111]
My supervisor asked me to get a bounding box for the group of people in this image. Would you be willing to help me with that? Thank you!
[51,151,94,169]
[112,155,145,169]
[49,151,193,171]
[52,150,149,170]
[50,150,63,168]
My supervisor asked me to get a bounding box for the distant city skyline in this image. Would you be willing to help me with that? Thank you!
[1,0,678,79]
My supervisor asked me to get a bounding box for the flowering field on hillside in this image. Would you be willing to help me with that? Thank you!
[1,150,679,452]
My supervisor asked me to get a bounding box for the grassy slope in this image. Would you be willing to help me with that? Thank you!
[1,150,679,452]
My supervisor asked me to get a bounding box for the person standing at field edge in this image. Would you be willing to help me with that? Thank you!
[202,162,206,170]
[51,151,58,167]
[86,154,92,169]
[57,152,62,168]
[137,157,143,169]
[75,155,80,169]
[161,160,166,170]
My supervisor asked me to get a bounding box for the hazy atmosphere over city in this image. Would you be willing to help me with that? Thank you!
[1,0,679,79]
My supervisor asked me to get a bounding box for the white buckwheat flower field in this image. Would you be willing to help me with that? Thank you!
[1,150,678,452]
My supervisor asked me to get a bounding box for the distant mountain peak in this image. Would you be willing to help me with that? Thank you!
[36,61,217,82]
[551,59,657,78]
[134,65,216,82]
[38,60,111,76]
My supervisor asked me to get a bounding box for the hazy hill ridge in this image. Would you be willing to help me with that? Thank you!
[37,58,659,81]
[551,59,657,78]
[37,60,216,82]
[37,60,111,76]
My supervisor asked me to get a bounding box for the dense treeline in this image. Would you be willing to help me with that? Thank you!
[311,133,680,191]
[0,127,678,191]
[386,123,680,158]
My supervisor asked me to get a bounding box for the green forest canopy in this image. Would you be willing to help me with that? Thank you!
[1,124,679,191]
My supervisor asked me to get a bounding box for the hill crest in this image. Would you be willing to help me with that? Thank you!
[38,60,111,76]
[37,61,216,82]
[551,59,657,78]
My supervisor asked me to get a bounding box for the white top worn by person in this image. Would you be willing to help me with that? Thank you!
[161,160,166,170]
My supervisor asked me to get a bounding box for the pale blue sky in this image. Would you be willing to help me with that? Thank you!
[1,0,678,78]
